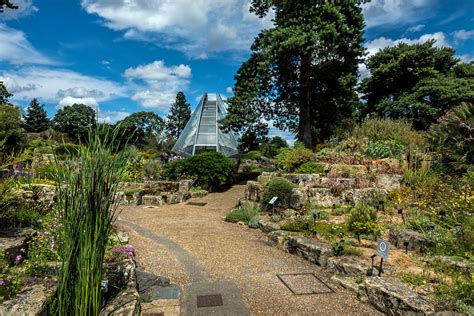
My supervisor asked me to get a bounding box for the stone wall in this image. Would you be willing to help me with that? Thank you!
[117,180,196,206]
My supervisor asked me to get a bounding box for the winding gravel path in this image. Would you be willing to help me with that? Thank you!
[118,185,381,316]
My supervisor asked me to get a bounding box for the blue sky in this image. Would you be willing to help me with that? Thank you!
[0,0,473,140]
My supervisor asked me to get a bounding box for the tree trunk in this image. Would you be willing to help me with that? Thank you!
[299,54,313,148]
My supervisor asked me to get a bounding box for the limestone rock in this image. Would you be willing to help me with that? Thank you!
[287,236,333,267]
[190,190,208,198]
[267,230,291,248]
[327,256,367,275]
[244,181,264,202]
[376,174,402,191]
[236,199,260,210]
[258,220,281,233]
[363,276,435,315]
[0,228,36,265]
[144,181,179,194]
[307,188,343,208]
[389,229,425,254]
[288,189,308,210]
[178,180,193,192]
[351,188,388,205]
[118,182,145,191]
[0,282,56,315]
[141,195,163,206]
[167,191,191,204]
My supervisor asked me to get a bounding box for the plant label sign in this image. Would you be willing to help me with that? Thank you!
[376,239,390,259]
[268,196,278,205]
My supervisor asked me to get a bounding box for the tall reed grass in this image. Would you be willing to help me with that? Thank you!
[53,126,128,315]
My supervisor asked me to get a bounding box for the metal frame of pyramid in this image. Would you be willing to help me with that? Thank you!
[171,93,239,157]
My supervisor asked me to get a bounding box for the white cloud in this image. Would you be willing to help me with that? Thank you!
[81,0,273,58]
[58,96,98,109]
[0,0,38,20]
[226,87,233,94]
[407,24,425,33]
[364,32,450,57]
[125,60,192,111]
[1,67,126,104]
[358,63,370,81]
[0,23,54,65]
[459,54,474,63]
[452,29,474,42]
[98,110,130,124]
[362,0,432,28]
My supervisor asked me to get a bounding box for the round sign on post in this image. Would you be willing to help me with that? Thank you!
[376,239,389,259]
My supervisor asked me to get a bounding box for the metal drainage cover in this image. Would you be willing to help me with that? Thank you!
[197,294,223,308]
[277,273,335,295]
[187,201,207,206]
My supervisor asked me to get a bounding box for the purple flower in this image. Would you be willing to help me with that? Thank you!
[15,255,22,262]
[0,279,4,286]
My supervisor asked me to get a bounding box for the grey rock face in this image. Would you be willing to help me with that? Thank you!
[258,220,281,233]
[327,256,367,275]
[0,283,57,315]
[389,229,425,254]
[141,195,163,206]
[0,228,36,266]
[244,181,264,202]
[376,174,402,191]
[287,236,333,267]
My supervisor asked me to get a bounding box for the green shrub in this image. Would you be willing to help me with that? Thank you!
[347,205,381,241]
[275,143,314,171]
[248,215,260,228]
[164,151,234,190]
[260,177,295,211]
[54,143,81,158]
[366,139,406,159]
[343,246,363,256]
[328,164,365,178]
[259,137,288,158]
[430,103,473,175]
[402,168,439,189]
[242,150,263,160]
[143,159,162,180]
[225,208,259,223]
[294,162,326,175]
[271,214,281,222]
[351,118,426,147]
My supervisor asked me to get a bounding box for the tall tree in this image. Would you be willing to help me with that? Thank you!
[0,81,12,105]
[165,92,191,140]
[53,104,96,142]
[0,84,24,158]
[0,0,18,13]
[358,41,473,130]
[23,98,51,133]
[222,0,366,147]
[117,111,164,148]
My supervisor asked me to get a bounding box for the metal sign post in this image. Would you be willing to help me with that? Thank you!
[268,196,278,216]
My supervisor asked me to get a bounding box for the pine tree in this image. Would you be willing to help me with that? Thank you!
[24,98,51,132]
[166,92,191,140]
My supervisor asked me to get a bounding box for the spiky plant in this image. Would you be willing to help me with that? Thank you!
[54,126,128,315]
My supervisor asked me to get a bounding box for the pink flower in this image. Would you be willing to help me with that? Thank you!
[0,279,4,286]
[15,255,22,262]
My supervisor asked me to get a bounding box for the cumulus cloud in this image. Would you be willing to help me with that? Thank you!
[0,24,54,65]
[0,0,38,20]
[125,60,192,111]
[362,0,433,28]
[98,110,130,123]
[226,87,233,94]
[58,96,98,109]
[459,54,474,63]
[364,32,450,57]
[81,0,273,58]
[1,67,126,104]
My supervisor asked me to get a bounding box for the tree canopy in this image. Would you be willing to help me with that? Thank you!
[0,0,18,12]
[165,92,191,140]
[117,111,164,148]
[359,41,474,130]
[53,104,96,142]
[0,81,12,105]
[23,98,51,133]
[222,0,366,147]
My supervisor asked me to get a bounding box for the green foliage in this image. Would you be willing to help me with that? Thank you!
[281,220,347,240]
[242,150,263,161]
[248,215,260,228]
[143,159,162,180]
[222,1,366,147]
[121,146,144,182]
[23,99,50,133]
[402,168,439,189]
[347,205,381,240]
[275,143,314,171]
[54,143,81,159]
[366,139,406,159]
[429,103,473,175]
[53,125,129,315]
[225,208,259,224]
[0,104,24,158]
[294,162,326,175]
[271,214,281,222]
[165,92,191,140]
[359,41,471,130]
[117,112,164,149]
[351,118,426,147]
[259,136,288,158]
[328,164,365,178]
[53,104,96,142]
[400,272,429,287]
[164,151,234,189]
[260,177,295,211]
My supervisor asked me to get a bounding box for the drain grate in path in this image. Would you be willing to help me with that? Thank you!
[197,294,223,307]
[277,273,335,295]
[187,201,207,206]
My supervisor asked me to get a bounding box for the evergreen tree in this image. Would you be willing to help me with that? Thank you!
[117,111,164,148]
[23,98,51,132]
[221,1,367,147]
[53,104,96,142]
[165,92,191,140]
[0,0,18,13]
[0,81,12,105]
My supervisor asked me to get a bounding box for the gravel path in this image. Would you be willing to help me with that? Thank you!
[118,185,381,315]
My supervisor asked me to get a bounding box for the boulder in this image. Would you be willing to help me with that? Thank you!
[144,181,179,194]
[167,191,191,204]
[362,276,435,315]
[287,236,333,267]
[307,188,343,208]
[288,189,308,210]
[0,228,36,265]
[327,256,367,275]
[236,199,260,210]
[178,180,194,192]
[118,182,145,191]
[190,190,208,198]
[389,229,425,254]
[141,195,163,207]
[376,174,402,191]
[244,181,264,202]
[351,188,388,205]
[258,220,281,233]
[0,282,57,315]
[267,230,291,248]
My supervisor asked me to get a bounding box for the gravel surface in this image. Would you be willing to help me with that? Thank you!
[118,185,381,315]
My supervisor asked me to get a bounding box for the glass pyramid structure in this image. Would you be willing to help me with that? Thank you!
[172,93,239,157]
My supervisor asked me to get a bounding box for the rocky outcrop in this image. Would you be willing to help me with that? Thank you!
[361,277,435,315]
[0,228,36,265]
[0,282,57,315]
[244,181,265,202]
[327,256,367,275]
[376,174,402,191]
[258,220,281,233]
[142,195,163,206]
[389,229,425,254]
[287,235,333,267]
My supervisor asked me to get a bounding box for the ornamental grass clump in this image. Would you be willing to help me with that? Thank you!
[53,126,129,315]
